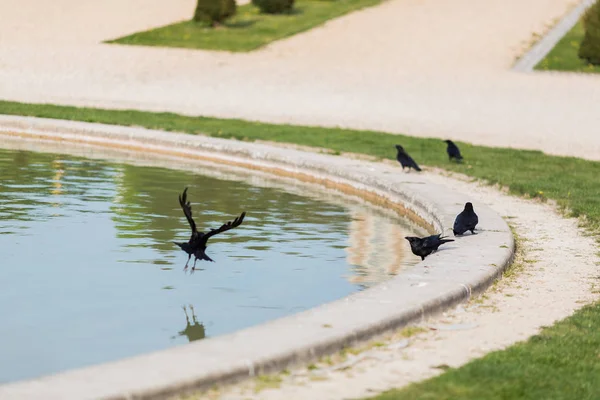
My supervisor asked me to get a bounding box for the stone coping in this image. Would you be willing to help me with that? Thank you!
[0,115,514,400]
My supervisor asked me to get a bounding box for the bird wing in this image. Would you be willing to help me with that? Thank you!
[178,188,197,235]
[422,236,434,248]
[202,212,246,242]
[453,146,463,158]
[409,156,421,170]
[453,215,464,230]
[425,234,446,247]
[400,152,421,170]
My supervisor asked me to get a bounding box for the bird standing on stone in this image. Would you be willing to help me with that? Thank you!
[405,234,454,260]
[444,140,463,162]
[174,187,246,272]
[453,202,479,236]
[395,145,422,172]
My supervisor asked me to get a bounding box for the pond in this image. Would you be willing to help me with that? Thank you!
[0,144,426,384]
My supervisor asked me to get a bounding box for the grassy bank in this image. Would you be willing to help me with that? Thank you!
[535,20,600,73]
[1,99,600,399]
[109,0,381,52]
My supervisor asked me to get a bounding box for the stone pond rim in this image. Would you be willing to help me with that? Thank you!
[0,115,515,400]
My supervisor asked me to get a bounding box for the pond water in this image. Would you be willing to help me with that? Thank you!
[0,145,425,383]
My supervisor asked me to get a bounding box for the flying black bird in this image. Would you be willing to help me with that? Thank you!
[405,234,454,260]
[444,140,463,162]
[453,202,479,236]
[174,187,246,272]
[395,145,422,172]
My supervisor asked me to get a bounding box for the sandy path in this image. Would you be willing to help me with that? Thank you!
[192,169,599,400]
[0,0,196,45]
[3,0,600,161]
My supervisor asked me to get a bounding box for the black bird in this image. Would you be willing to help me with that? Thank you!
[444,140,463,162]
[395,145,422,172]
[174,187,246,272]
[405,234,454,260]
[453,202,479,236]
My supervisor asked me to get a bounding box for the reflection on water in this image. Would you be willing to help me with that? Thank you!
[174,305,205,342]
[346,210,411,287]
[0,146,425,384]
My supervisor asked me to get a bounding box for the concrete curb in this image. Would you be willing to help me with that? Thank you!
[513,0,596,72]
[0,115,514,400]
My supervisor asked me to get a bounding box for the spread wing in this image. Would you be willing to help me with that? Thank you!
[178,187,197,235]
[203,212,246,242]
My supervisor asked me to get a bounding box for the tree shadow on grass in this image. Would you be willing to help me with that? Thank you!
[224,19,258,28]
[283,8,304,15]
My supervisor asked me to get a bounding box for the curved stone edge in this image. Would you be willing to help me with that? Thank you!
[0,115,515,400]
[513,0,596,72]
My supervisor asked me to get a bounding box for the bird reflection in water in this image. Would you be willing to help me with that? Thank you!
[174,305,206,343]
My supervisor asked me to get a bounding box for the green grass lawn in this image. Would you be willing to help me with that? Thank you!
[1,99,600,399]
[108,0,382,52]
[535,20,600,73]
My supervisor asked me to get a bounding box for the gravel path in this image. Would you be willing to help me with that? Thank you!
[1,0,600,160]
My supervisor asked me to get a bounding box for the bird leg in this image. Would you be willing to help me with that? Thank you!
[191,257,198,273]
[183,254,191,272]
[183,305,190,324]
[190,305,198,324]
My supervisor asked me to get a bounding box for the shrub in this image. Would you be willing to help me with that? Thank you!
[252,0,294,14]
[579,0,600,65]
[193,0,237,26]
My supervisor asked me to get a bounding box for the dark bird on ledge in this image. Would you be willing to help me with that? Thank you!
[174,187,246,272]
[444,140,463,162]
[395,145,422,172]
[453,202,479,236]
[405,234,454,260]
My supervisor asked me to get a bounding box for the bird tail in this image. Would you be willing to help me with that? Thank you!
[200,252,214,262]
[437,235,454,244]
[414,164,422,171]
